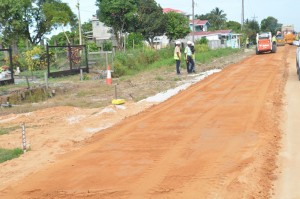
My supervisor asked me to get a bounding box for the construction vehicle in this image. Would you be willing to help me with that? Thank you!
[256,32,276,55]
[282,25,296,45]
[276,34,285,46]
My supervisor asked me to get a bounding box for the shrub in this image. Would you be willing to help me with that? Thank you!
[24,46,45,71]
[87,41,98,52]
[103,40,112,51]
[196,37,208,45]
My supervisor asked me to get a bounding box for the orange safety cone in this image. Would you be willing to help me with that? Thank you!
[106,64,112,85]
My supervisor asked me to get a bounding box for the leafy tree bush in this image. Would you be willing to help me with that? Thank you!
[87,41,99,52]
[126,33,144,49]
[165,12,190,42]
[196,37,208,45]
[24,46,46,71]
[103,40,113,51]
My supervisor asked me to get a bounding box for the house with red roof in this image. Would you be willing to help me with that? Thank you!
[163,8,189,16]
[190,19,210,32]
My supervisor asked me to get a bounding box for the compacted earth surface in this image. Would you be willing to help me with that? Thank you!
[0,46,297,198]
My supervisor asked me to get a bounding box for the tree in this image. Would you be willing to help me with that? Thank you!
[225,21,241,33]
[196,14,210,20]
[208,7,227,30]
[0,0,31,47]
[165,12,190,43]
[0,0,76,46]
[96,0,137,49]
[243,19,260,44]
[49,31,77,46]
[81,21,93,34]
[135,0,166,47]
[260,16,280,35]
[126,32,144,49]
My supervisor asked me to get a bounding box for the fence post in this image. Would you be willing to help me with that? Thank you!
[44,72,48,89]
[68,43,73,70]
[8,47,14,84]
[21,123,27,153]
[84,45,89,73]
[80,69,83,81]
[105,51,108,69]
[46,44,50,78]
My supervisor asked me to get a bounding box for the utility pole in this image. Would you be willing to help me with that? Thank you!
[252,14,258,21]
[192,0,195,43]
[241,0,244,30]
[76,0,82,45]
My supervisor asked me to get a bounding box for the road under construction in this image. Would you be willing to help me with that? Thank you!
[1,45,300,199]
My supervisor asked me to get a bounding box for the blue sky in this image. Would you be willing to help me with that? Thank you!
[62,0,299,32]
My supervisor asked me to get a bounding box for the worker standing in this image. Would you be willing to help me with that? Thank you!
[246,37,249,48]
[272,35,277,45]
[184,41,194,74]
[191,42,196,73]
[174,41,181,75]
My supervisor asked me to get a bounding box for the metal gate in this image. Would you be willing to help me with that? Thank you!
[46,44,89,78]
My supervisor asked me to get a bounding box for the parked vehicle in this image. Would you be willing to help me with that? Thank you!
[256,32,276,54]
[276,34,285,46]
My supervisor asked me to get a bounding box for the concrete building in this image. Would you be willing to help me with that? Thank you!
[91,16,117,50]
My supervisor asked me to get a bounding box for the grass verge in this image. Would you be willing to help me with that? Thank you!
[0,126,20,135]
[0,148,23,163]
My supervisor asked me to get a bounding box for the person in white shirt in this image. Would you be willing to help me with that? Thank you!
[184,41,194,74]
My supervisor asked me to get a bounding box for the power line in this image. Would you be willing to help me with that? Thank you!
[252,14,258,21]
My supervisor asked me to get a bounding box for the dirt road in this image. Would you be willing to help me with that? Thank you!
[0,46,291,198]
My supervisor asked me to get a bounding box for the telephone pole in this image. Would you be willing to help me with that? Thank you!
[76,0,82,45]
[241,0,244,30]
[192,0,195,42]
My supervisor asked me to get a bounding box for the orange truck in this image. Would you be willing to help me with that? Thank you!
[256,32,276,54]
[282,25,296,44]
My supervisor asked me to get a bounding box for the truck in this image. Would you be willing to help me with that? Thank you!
[282,25,296,45]
[256,32,276,55]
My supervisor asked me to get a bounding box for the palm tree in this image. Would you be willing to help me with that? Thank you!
[209,7,227,30]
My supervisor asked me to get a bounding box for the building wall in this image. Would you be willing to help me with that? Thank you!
[92,19,112,40]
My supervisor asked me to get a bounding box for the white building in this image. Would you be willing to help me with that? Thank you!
[92,16,117,49]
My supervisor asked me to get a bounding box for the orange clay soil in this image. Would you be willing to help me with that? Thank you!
[0,46,291,199]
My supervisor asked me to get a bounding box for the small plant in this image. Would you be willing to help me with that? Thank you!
[83,73,90,80]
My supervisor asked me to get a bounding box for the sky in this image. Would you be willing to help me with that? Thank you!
[61,0,299,33]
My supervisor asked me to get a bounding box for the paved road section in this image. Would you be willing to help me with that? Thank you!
[0,46,290,198]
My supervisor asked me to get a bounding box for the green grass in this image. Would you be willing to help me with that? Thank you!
[155,76,165,81]
[0,126,20,135]
[196,48,240,64]
[0,148,23,163]
[113,46,241,77]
